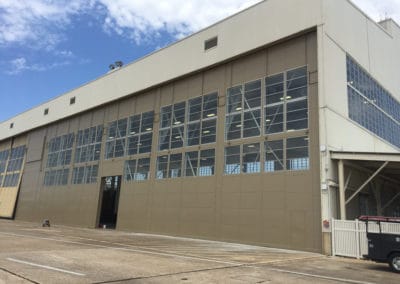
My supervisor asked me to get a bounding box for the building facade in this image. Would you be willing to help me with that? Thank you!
[0,0,399,254]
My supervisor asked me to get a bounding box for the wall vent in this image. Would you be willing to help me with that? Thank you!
[44,108,49,115]
[10,123,14,129]
[204,36,218,51]
[70,97,76,105]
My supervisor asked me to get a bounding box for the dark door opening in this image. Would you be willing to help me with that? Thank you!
[98,176,121,229]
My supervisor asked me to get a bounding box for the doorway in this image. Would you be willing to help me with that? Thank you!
[98,176,121,229]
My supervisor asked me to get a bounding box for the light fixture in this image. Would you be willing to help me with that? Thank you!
[286,96,292,100]
[145,128,152,131]
[207,113,215,117]
[108,136,114,139]
[137,142,142,146]
[235,107,242,111]
[174,121,181,125]
[130,131,136,135]
[236,124,242,128]
[203,130,210,134]
[174,136,181,139]
[265,119,271,122]
[247,144,255,148]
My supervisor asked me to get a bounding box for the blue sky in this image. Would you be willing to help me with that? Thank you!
[0,0,399,122]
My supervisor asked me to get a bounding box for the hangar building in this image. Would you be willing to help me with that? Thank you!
[1,0,400,253]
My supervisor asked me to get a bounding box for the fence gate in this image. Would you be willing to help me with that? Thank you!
[331,219,400,259]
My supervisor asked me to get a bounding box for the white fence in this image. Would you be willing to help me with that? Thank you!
[331,219,400,259]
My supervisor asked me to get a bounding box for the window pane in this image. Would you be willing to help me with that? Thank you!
[136,158,150,180]
[244,80,261,109]
[160,105,172,128]
[203,93,218,119]
[227,86,242,114]
[199,149,215,176]
[188,97,202,121]
[139,133,152,154]
[265,104,283,134]
[114,138,125,157]
[124,160,136,181]
[266,73,284,105]
[243,109,260,138]
[287,99,308,131]
[243,143,260,173]
[185,151,198,177]
[201,119,216,144]
[117,119,127,138]
[226,113,241,140]
[173,102,185,125]
[224,146,240,175]
[127,136,139,155]
[141,111,154,132]
[171,126,184,149]
[129,114,141,135]
[286,136,309,171]
[156,155,168,179]
[187,122,200,146]
[264,140,284,172]
[159,129,171,150]
[169,153,182,178]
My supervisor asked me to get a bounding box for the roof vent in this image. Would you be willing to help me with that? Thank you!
[204,36,218,51]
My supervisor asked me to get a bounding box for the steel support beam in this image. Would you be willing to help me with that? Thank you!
[346,161,389,205]
[338,159,346,220]
[382,192,400,211]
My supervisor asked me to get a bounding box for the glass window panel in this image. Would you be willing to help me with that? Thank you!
[226,113,241,140]
[189,97,202,121]
[173,102,186,125]
[243,109,261,138]
[243,143,260,173]
[264,140,284,172]
[287,66,307,80]
[156,155,168,179]
[203,93,218,119]
[201,119,216,144]
[287,76,307,90]
[136,158,150,180]
[124,160,136,181]
[141,111,154,132]
[114,138,125,157]
[139,133,152,154]
[169,153,182,178]
[287,99,308,131]
[265,104,283,134]
[171,126,184,149]
[159,129,171,151]
[286,136,309,171]
[160,105,172,128]
[224,146,240,175]
[116,119,127,138]
[185,151,198,177]
[187,122,200,146]
[244,80,261,109]
[227,86,242,114]
[129,114,141,135]
[127,136,139,155]
[199,149,215,176]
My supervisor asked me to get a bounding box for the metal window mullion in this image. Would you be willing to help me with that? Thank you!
[284,72,288,132]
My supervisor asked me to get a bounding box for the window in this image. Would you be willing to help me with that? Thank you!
[159,103,185,150]
[224,145,241,175]
[184,149,215,177]
[226,80,261,140]
[347,56,400,148]
[46,134,74,168]
[204,36,218,50]
[127,111,154,155]
[10,123,14,129]
[44,108,49,115]
[75,125,103,163]
[6,146,25,172]
[264,140,284,172]
[3,173,20,187]
[105,118,127,159]
[187,93,217,146]
[156,155,168,179]
[72,165,98,184]
[243,143,260,173]
[44,169,69,186]
[70,97,76,105]
[124,158,150,181]
[286,136,309,170]
[265,67,308,134]
[0,150,9,174]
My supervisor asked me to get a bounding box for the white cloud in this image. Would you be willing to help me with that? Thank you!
[98,0,263,44]
[0,0,93,49]
[5,57,71,75]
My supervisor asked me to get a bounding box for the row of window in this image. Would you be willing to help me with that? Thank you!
[347,57,400,148]
[347,55,400,122]
[226,66,308,141]
[0,146,25,188]
[47,133,74,168]
[0,173,20,187]
[225,136,309,174]
[44,164,99,187]
[75,126,103,163]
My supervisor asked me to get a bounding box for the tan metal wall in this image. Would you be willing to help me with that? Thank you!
[14,31,321,252]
